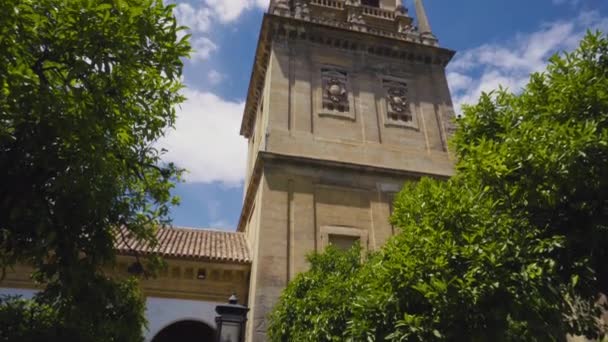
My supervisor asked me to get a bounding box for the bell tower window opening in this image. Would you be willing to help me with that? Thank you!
[361,0,380,7]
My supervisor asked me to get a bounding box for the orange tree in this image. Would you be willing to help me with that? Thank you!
[0,0,189,340]
[269,32,608,342]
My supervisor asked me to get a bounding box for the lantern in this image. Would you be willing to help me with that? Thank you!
[215,294,249,342]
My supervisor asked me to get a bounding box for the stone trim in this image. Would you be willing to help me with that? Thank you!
[1,257,251,304]
[237,152,265,232]
[240,16,273,138]
[319,225,369,251]
[236,151,451,232]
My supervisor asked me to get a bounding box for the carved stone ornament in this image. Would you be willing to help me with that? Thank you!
[293,0,310,19]
[346,6,366,25]
[321,68,349,112]
[269,0,290,15]
[384,80,412,122]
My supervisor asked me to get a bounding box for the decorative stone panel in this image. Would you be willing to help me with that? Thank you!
[381,78,418,129]
[322,67,349,112]
[317,66,356,120]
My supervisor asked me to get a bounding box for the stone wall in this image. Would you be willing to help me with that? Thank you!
[244,157,425,341]
[241,11,457,341]
[257,33,455,177]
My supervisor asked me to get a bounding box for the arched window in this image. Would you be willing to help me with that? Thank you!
[152,320,215,342]
[362,0,380,7]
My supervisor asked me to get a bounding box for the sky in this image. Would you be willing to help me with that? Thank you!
[160,0,608,230]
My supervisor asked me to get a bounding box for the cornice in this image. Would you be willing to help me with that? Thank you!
[236,151,451,231]
[237,153,265,232]
[239,13,456,138]
[116,252,252,266]
[240,14,273,138]
[142,289,243,303]
[260,151,453,179]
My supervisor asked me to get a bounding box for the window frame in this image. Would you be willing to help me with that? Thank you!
[319,225,368,251]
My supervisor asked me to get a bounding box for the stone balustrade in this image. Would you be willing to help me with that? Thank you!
[361,4,395,20]
[309,0,344,10]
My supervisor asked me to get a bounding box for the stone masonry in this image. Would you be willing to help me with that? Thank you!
[238,0,457,340]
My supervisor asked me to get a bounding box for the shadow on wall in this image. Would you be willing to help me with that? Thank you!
[151,320,215,342]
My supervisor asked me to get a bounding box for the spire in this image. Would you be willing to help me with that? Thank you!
[414,0,432,35]
[414,0,438,45]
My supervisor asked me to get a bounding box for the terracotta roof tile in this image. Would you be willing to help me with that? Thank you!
[115,226,251,264]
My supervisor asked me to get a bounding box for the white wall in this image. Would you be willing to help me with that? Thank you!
[0,287,36,299]
[0,288,220,342]
[145,297,221,341]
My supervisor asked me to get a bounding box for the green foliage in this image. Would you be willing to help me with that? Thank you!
[0,278,146,342]
[453,31,608,299]
[349,179,570,341]
[0,0,189,340]
[268,245,363,342]
[269,32,608,341]
[0,296,60,342]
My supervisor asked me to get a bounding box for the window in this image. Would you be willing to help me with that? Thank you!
[362,0,379,7]
[320,226,368,252]
[328,234,360,251]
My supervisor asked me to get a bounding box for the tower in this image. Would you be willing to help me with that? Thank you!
[239,0,456,340]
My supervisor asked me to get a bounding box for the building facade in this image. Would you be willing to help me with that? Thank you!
[239,0,455,340]
[1,227,251,341]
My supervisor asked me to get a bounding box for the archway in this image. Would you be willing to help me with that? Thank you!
[151,320,215,342]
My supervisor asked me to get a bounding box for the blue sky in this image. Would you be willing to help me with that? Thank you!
[160,0,608,230]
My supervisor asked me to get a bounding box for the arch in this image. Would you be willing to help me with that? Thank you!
[151,320,215,342]
[144,297,221,340]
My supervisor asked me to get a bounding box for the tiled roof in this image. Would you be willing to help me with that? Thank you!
[115,226,251,264]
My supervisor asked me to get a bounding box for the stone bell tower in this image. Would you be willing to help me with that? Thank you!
[238,0,456,340]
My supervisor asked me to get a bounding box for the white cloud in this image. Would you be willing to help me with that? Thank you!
[253,0,270,9]
[448,10,608,114]
[173,3,212,33]
[208,70,224,84]
[203,0,269,22]
[206,199,221,219]
[191,37,218,61]
[172,0,269,62]
[446,72,473,93]
[209,219,234,230]
[159,89,247,186]
[159,1,272,184]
